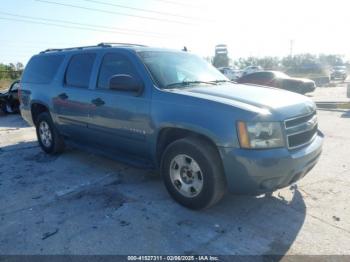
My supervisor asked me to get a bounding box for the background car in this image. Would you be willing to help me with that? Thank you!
[236,71,316,94]
[0,80,21,114]
[241,66,263,76]
[330,65,347,81]
[218,67,242,81]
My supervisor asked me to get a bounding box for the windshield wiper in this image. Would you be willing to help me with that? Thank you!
[164,80,217,89]
[209,79,236,84]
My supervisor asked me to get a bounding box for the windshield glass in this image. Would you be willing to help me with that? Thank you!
[274,71,290,78]
[138,51,227,88]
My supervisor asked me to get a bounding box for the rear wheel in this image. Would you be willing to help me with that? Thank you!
[161,137,227,209]
[0,102,7,115]
[35,112,65,154]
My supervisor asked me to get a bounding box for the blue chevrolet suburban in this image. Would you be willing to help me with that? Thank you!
[19,43,323,209]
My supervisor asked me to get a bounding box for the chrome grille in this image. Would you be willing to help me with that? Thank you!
[284,111,318,149]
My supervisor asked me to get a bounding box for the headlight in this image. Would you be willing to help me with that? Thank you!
[237,121,284,149]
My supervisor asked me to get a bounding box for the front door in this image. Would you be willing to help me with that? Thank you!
[87,51,151,160]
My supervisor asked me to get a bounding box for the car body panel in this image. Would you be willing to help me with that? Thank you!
[0,80,21,113]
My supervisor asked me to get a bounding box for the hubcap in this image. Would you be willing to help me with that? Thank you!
[169,154,203,198]
[6,104,13,113]
[39,121,52,148]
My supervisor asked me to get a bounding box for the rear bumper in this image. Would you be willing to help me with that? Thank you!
[219,131,323,194]
[20,105,34,126]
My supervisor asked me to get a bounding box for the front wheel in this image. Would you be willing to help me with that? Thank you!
[161,137,227,209]
[35,112,65,154]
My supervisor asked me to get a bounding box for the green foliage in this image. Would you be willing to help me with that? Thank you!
[234,56,280,70]
[220,53,347,76]
[0,62,23,80]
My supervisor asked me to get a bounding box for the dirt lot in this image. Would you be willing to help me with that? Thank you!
[0,79,13,91]
[0,108,350,255]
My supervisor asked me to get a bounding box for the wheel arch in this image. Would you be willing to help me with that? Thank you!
[30,100,51,125]
[155,126,222,169]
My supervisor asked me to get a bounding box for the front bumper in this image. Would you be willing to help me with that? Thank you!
[219,131,323,194]
[331,73,347,79]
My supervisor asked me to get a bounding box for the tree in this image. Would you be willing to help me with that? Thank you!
[0,62,24,80]
[318,54,344,66]
[233,56,280,70]
[16,62,24,71]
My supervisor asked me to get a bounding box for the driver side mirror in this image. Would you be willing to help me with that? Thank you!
[109,74,144,95]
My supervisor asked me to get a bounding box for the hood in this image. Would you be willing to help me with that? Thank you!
[287,77,314,83]
[168,83,315,118]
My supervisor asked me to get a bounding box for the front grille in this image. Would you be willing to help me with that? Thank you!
[285,112,315,128]
[284,112,318,149]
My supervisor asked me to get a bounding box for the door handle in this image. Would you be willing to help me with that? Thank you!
[58,93,68,100]
[91,97,105,106]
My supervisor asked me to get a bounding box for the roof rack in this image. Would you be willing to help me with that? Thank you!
[98,42,148,47]
[39,42,147,54]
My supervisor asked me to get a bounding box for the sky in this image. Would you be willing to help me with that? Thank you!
[0,0,349,65]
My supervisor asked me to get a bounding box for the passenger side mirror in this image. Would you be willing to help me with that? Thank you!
[109,74,144,95]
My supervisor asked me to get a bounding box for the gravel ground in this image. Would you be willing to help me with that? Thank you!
[0,107,349,256]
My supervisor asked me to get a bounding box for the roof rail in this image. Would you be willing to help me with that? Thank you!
[98,42,148,47]
[39,42,146,54]
[39,44,107,54]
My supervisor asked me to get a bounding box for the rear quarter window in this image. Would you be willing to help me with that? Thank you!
[21,55,64,84]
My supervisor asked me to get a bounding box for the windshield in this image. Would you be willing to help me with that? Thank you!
[138,51,227,88]
[274,71,290,78]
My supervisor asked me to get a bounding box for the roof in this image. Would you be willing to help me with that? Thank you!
[38,43,181,55]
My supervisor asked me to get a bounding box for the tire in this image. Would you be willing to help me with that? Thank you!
[35,112,65,154]
[0,102,7,115]
[161,137,227,209]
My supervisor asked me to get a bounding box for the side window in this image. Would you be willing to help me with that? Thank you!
[97,53,139,89]
[251,72,269,81]
[259,72,273,81]
[245,73,259,81]
[21,55,64,84]
[65,53,96,88]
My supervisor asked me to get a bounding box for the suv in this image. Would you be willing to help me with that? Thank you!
[330,66,347,81]
[20,43,323,209]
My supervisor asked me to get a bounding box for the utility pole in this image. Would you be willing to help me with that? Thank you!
[290,39,294,57]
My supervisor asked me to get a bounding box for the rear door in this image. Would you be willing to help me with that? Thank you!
[53,52,97,140]
[87,51,151,160]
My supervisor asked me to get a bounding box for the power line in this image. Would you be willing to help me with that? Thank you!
[82,0,205,20]
[151,0,201,7]
[35,0,197,25]
[0,16,170,39]
[0,11,169,37]
[0,37,79,46]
